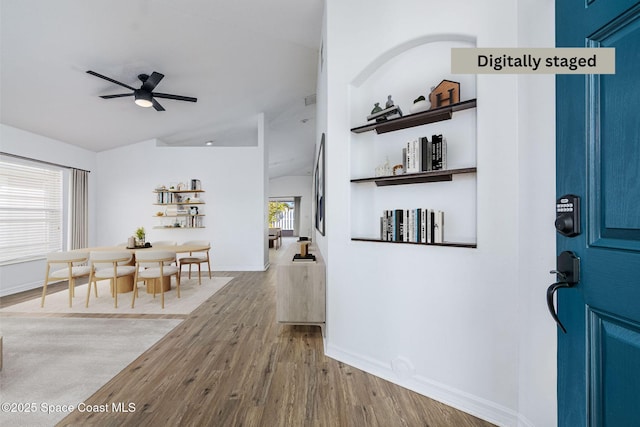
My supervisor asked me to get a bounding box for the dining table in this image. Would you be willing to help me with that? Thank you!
[77,243,210,294]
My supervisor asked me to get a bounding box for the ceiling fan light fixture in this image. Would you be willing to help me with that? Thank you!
[134,90,153,108]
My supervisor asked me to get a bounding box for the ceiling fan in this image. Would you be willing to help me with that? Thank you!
[86,70,197,111]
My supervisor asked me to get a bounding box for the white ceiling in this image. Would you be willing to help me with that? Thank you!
[0,0,322,178]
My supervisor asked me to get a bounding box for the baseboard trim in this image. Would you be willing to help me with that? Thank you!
[325,343,519,427]
[213,265,268,272]
[0,280,52,298]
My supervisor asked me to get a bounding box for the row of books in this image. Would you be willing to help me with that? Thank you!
[187,216,204,228]
[380,208,444,243]
[156,192,177,204]
[403,134,447,173]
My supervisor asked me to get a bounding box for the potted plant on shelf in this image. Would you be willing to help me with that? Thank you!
[135,227,146,247]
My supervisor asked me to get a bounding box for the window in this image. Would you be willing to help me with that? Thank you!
[0,157,63,265]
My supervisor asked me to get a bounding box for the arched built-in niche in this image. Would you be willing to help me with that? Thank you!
[349,36,478,246]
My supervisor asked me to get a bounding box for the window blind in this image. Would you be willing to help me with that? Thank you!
[0,158,63,265]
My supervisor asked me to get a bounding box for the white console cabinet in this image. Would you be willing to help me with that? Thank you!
[276,243,326,335]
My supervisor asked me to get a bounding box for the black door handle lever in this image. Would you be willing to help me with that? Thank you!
[546,251,580,334]
[546,281,572,333]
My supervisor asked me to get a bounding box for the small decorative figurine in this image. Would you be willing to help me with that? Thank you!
[367,96,403,122]
[385,95,395,108]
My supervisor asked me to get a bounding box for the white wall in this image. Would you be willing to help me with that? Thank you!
[0,124,98,296]
[516,1,557,426]
[268,175,313,238]
[95,116,268,271]
[321,1,556,426]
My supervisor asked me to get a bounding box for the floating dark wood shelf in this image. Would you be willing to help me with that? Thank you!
[351,237,477,248]
[351,99,477,134]
[350,167,476,187]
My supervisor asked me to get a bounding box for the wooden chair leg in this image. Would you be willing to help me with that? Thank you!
[160,280,165,309]
[113,277,118,308]
[86,272,95,308]
[68,277,74,308]
[41,274,50,308]
[176,273,181,298]
[197,264,202,285]
[131,271,139,308]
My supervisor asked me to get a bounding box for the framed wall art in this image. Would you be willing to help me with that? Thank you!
[315,133,325,236]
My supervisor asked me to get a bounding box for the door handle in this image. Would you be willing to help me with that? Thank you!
[547,281,572,333]
[546,251,580,333]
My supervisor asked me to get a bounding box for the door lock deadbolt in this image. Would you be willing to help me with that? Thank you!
[555,194,580,237]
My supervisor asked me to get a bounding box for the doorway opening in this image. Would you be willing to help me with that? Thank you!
[269,197,300,237]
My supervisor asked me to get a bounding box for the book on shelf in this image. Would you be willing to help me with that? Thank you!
[401,135,447,174]
[431,134,447,171]
[434,210,444,243]
[394,209,403,242]
[157,191,175,204]
[420,136,432,172]
[379,208,444,243]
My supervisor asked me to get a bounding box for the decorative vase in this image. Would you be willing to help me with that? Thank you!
[410,100,430,114]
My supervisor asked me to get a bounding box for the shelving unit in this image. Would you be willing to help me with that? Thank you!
[350,99,476,134]
[350,167,476,186]
[153,188,205,229]
[351,237,476,249]
[350,99,477,247]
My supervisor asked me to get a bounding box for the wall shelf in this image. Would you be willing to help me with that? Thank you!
[154,186,205,229]
[351,237,477,248]
[154,202,205,206]
[351,167,476,187]
[350,99,477,134]
[153,226,205,229]
[153,189,205,194]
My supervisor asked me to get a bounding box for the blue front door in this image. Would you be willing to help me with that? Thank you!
[556,1,640,425]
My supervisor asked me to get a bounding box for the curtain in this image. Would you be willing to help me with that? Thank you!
[294,196,301,237]
[70,168,89,249]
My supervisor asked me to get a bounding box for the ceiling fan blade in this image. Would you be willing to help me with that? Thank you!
[100,93,134,99]
[142,72,164,92]
[86,70,136,91]
[152,98,166,111]
[152,92,198,103]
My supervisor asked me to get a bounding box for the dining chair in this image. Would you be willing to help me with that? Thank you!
[132,250,180,309]
[178,240,211,285]
[86,251,137,308]
[41,251,92,308]
[136,241,177,268]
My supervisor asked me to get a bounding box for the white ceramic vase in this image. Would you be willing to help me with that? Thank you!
[410,100,429,114]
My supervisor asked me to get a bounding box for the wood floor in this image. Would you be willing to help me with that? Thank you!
[1,239,494,427]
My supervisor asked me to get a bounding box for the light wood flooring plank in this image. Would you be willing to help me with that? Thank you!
[1,241,494,427]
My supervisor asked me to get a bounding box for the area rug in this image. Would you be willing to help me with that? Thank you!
[1,276,233,315]
[0,317,182,426]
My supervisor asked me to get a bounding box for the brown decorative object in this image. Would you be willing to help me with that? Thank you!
[429,80,460,109]
[300,242,310,257]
